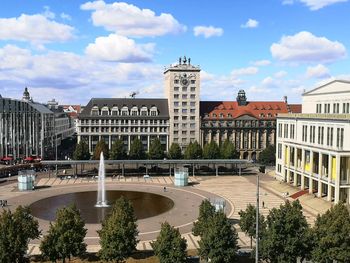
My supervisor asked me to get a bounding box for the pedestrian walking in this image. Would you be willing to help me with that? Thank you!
[163,186,167,192]
[262,201,265,208]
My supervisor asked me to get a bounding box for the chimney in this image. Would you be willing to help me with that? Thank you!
[283,96,288,103]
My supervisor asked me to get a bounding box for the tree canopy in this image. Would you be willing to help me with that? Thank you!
[184,141,202,159]
[148,138,164,159]
[258,145,275,165]
[203,141,220,159]
[0,206,40,263]
[73,140,90,160]
[168,143,182,159]
[98,197,138,262]
[93,140,109,160]
[238,204,266,248]
[40,204,87,263]
[109,139,127,160]
[192,199,216,236]
[198,211,238,263]
[220,139,239,159]
[152,222,187,263]
[311,202,350,262]
[260,200,311,263]
[129,138,146,160]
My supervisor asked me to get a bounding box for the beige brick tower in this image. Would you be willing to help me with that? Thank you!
[164,56,201,150]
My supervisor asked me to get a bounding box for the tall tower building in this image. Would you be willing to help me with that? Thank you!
[164,56,201,150]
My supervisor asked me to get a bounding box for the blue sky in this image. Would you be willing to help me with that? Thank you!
[0,0,349,104]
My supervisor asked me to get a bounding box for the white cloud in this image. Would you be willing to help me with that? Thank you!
[60,13,72,21]
[42,6,55,19]
[305,64,330,79]
[274,71,288,78]
[271,31,346,64]
[231,66,259,76]
[0,45,163,104]
[282,0,348,10]
[0,14,74,44]
[193,26,223,38]
[241,19,259,28]
[248,85,270,94]
[252,60,271,66]
[85,34,155,62]
[81,0,186,37]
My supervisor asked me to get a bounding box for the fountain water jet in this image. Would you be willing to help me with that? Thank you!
[95,152,109,207]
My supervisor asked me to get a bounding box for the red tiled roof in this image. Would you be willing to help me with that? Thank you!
[288,104,302,113]
[62,105,81,113]
[200,101,300,120]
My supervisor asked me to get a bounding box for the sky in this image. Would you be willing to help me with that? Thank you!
[0,0,349,105]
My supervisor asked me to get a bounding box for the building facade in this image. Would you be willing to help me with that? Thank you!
[200,90,301,159]
[164,56,201,150]
[276,80,350,204]
[77,98,169,153]
[0,88,55,160]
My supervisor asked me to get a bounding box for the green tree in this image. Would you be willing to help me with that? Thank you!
[73,140,90,160]
[110,139,127,160]
[192,199,216,236]
[203,141,220,159]
[238,204,266,248]
[93,140,109,160]
[258,145,275,165]
[184,141,202,159]
[220,139,239,159]
[0,206,40,263]
[148,138,164,159]
[260,200,311,263]
[151,222,187,263]
[168,143,182,159]
[129,138,146,159]
[311,202,350,262]
[98,197,138,262]
[198,211,238,263]
[40,204,87,263]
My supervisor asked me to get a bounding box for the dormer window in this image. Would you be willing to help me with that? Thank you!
[101,106,109,116]
[150,106,158,116]
[131,106,138,116]
[91,106,99,116]
[228,113,232,118]
[212,113,217,118]
[111,106,119,116]
[219,113,224,118]
[121,106,128,116]
[260,113,265,118]
[141,106,148,116]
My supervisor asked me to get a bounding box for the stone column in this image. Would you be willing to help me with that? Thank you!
[301,149,305,190]
[256,131,259,150]
[327,154,332,202]
[248,130,252,150]
[217,130,220,145]
[293,172,297,186]
[240,131,243,149]
[309,151,314,194]
[232,131,236,147]
[334,155,341,203]
[128,135,131,152]
[318,153,323,197]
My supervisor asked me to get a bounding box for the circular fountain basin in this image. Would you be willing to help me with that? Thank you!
[30,190,174,224]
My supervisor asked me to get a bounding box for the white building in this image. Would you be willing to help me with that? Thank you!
[164,56,201,150]
[276,80,350,204]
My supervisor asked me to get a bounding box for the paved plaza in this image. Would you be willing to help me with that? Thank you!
[0,170,332,256]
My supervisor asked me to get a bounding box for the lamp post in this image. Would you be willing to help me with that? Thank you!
[256,172,259,263]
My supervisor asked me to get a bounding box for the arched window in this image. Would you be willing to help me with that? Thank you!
[131,106,138,116]
[140,106,148,116]
[101,106,109,116]
[150,106,158,116]
[111,106,118,116]
[121,106,129,116]
[91,106,99,116]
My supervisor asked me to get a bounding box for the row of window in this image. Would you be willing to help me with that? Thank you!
[205,112,277,118]
[278,123,295,139]
[301,125,344,148]
[173,123,196,129]
[174,130,196,135]
[316,102,350,114]
[174,101,196,107]
[208,120,275,128]
[173,137,196,143]
[80,119,168,125]
[81,127,168,133]
[90,105,159,117]
[174,115,196,121]
[174,86,196,92]
[174,108,196,114]
[173,94,196,99]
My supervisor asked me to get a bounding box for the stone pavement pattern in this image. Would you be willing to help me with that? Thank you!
[0,173,331,255]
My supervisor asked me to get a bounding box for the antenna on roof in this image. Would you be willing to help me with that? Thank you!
[129,91,139,98]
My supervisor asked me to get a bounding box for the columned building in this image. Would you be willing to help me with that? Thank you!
[164,56,201,150]
[276,80,350,204]
[200,90,301,159]
[0,88,55,160]
[77,98,169,154]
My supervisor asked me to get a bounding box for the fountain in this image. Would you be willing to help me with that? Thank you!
[95,152,109,207]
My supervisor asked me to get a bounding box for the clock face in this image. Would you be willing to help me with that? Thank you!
[181,78,189,86]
